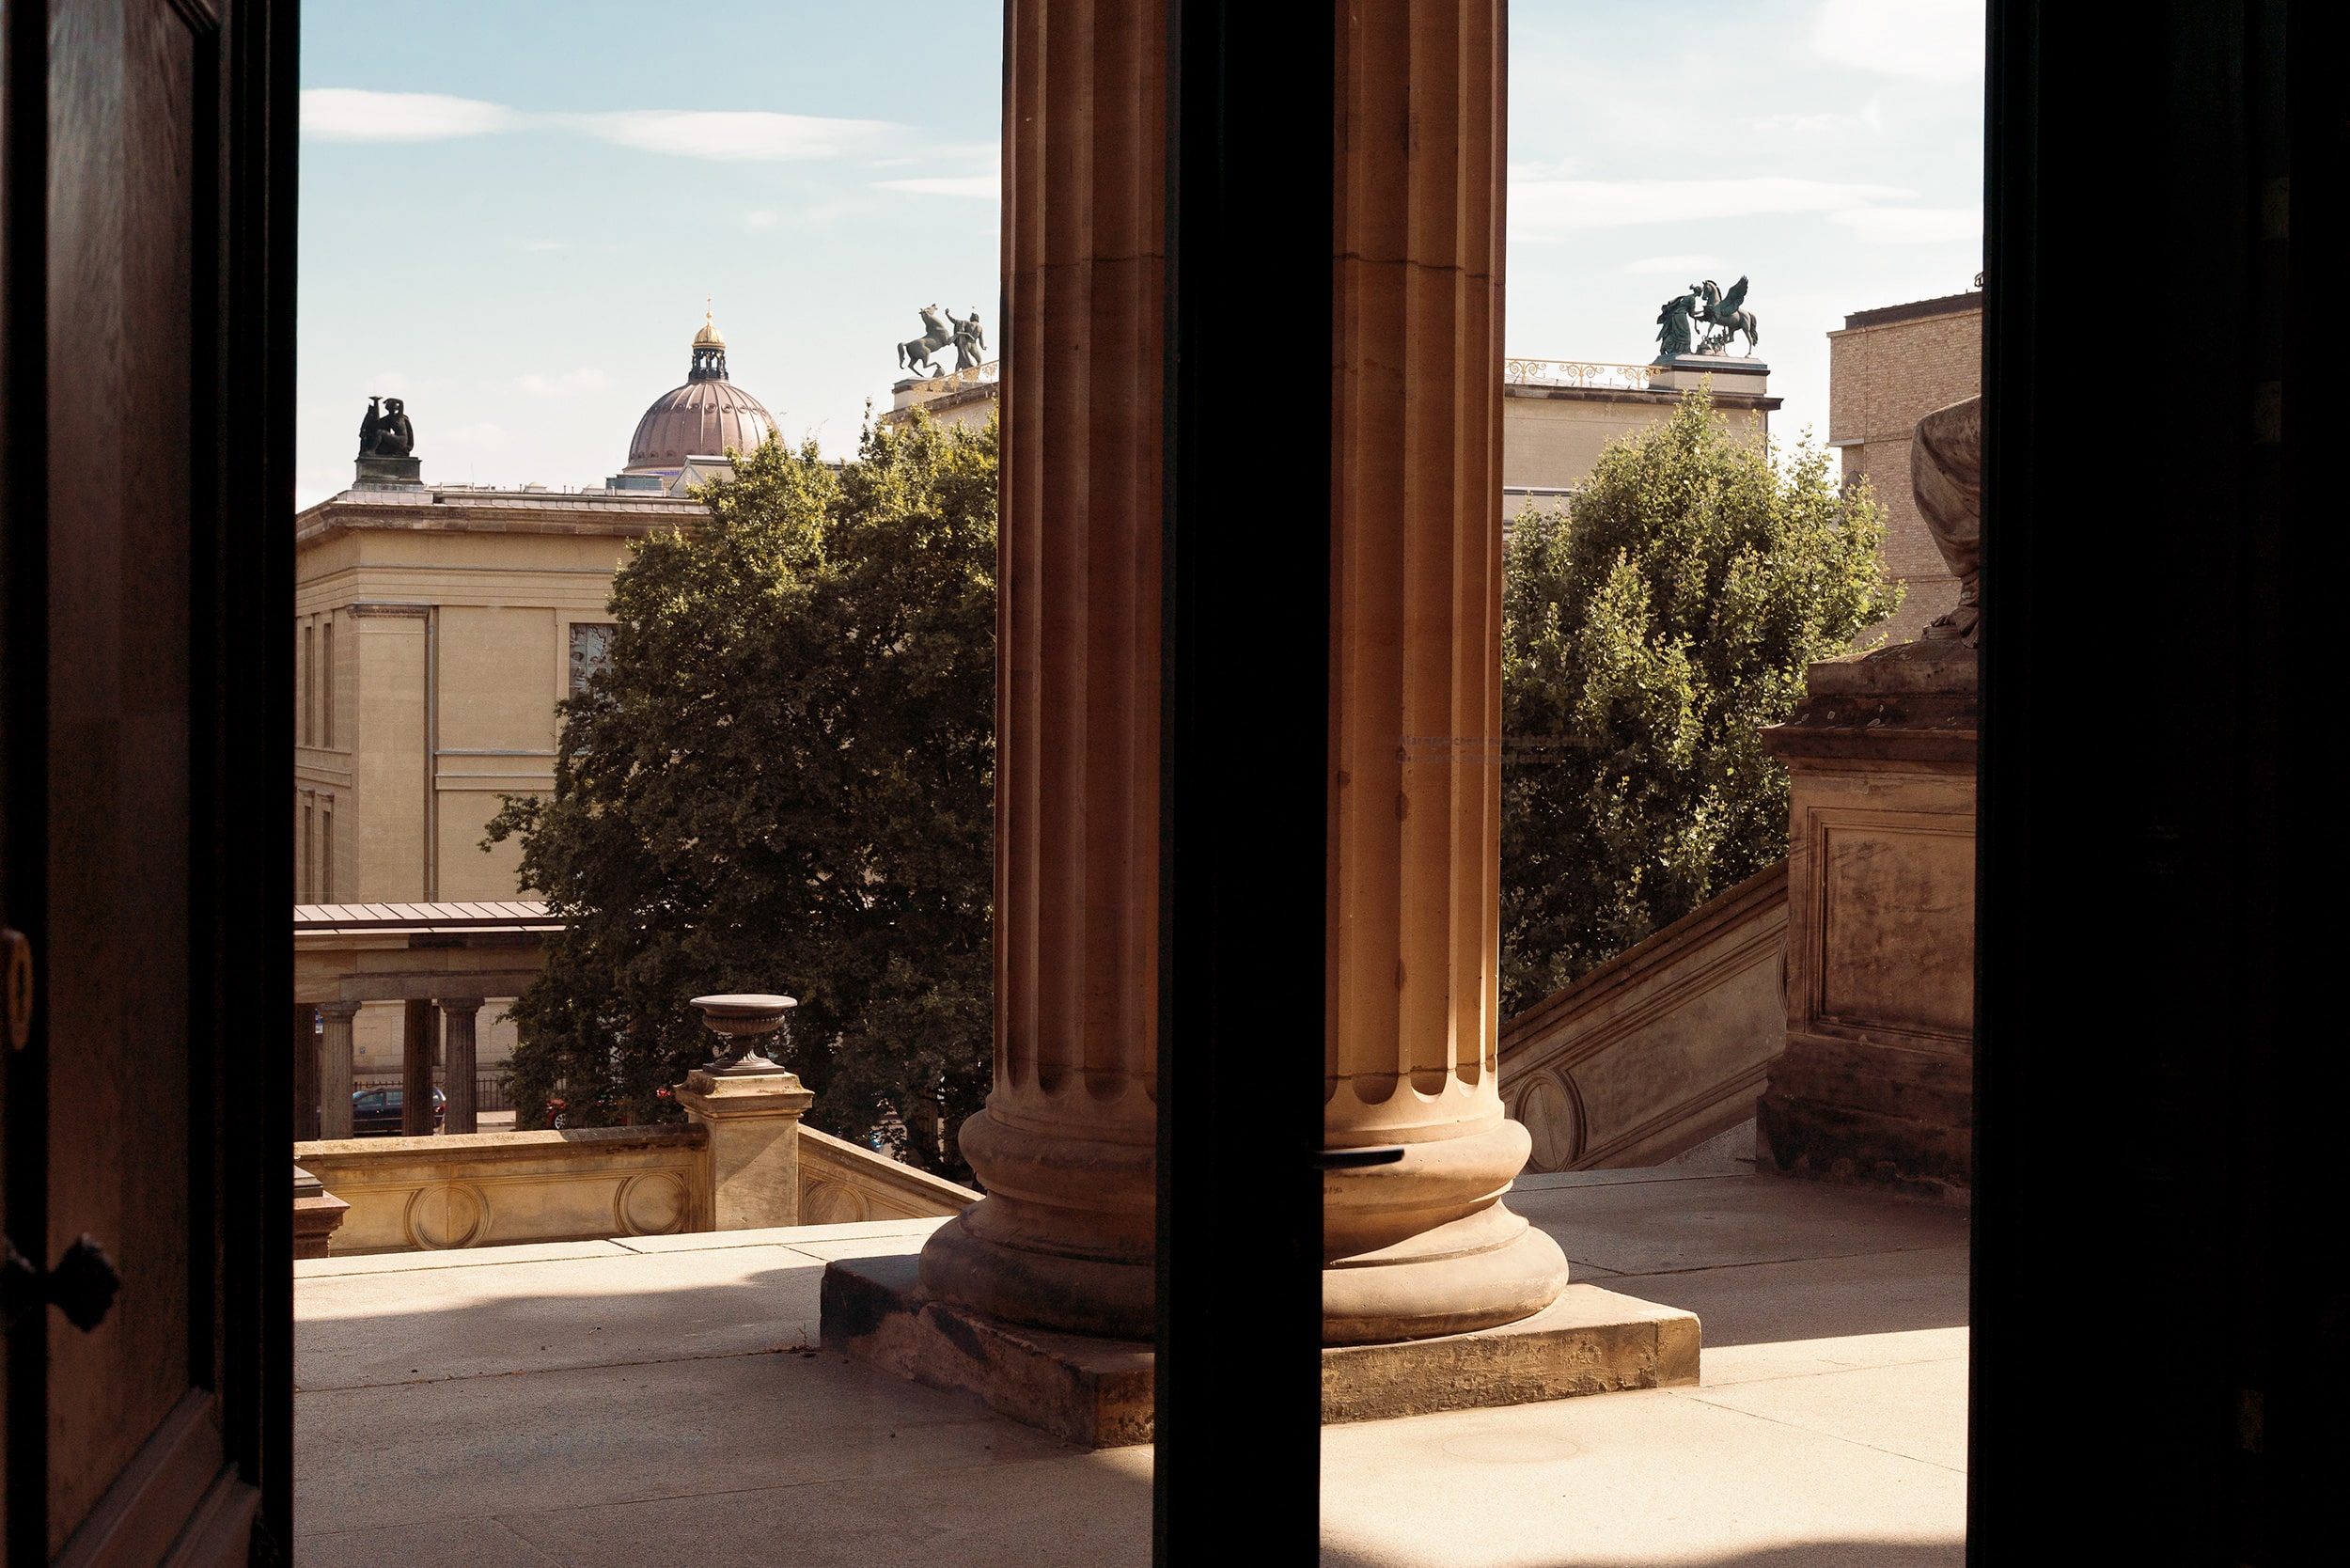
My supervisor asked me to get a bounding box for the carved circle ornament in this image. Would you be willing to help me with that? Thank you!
[1517,1074,1586,1173]
[800,1180,869,1227]
[404,1183,488,1249]
[615,1172,689,1236]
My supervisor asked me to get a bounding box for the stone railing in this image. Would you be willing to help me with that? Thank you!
[293,1121,980,1256]
[1499,859,1788,1171]
[293,1126,709,1255]
[799,1126,980,1224]
[1502,357,1668,393]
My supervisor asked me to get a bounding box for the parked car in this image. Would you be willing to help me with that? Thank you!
[352,1086,445,1137]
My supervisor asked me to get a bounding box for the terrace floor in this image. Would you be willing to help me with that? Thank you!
[294,1160,1969,1567]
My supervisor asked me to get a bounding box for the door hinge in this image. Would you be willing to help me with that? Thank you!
[3,1234,122,1333]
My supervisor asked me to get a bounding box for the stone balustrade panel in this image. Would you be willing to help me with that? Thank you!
[1498,860,1789,1172]
[797,1127,981,1225]
[292,1126,709,1256]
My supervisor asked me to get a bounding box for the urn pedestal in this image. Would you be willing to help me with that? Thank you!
[1756,639,1976,1189]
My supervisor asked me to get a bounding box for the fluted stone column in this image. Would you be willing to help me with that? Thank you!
[1320,0,1569,1344]
[917,0,1167,1340]
[319,1000,359,1139]
[400,997,434,1136]
[439,998,482,1135]
[293,1003,321,1141]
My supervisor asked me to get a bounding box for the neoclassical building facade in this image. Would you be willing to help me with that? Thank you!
[293,316,779,1073]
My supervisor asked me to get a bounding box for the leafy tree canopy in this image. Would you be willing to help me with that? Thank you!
[485,413,995,1178]
[1500,387,1900,1014]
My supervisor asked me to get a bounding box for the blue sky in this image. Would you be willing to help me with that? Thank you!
[297,0,1982,508]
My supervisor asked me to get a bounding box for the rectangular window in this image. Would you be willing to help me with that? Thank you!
[300,797,313,904]
[302,622,314,746]
[321,802,334,903]
[322,619,336,748]
[569,621,617,697]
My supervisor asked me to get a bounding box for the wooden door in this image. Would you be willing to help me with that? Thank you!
[2,1,293,1562]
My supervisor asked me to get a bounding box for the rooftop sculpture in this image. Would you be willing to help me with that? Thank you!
[356,396,413,460]
[1654,275,1761,360]
[897,306,986,379]
[1911,394,1982,644]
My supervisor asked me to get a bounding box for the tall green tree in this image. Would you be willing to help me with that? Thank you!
[1500,388,1900,1014]
[484,413,995,1178]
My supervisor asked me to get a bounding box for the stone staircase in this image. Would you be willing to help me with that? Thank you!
[1500,861,1788,1171]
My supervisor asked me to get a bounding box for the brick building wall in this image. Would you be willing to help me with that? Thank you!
[1826,291,1982,646]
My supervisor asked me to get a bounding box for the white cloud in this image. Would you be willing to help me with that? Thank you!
[1810,0,1984,83]
[569,110,894,162]
[1511,178,1911,235]
[1829,206,1981,244]
[873,175,1000,199]
[302,89,518,142]
[1622,254,1730,276]
[514,368,613,397]
[1750,98,1884,135]
[302,91,896,162]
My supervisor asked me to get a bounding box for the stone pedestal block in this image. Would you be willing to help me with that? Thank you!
[1757,640,1976,1187]
[824,1251,1696,1449]
[292,1165,350,1261]
[354,454,421,486]
[673,1066,816,1231]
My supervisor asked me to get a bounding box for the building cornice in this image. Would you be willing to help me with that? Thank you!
[294,488,701,549]
[1502,384,1782,412]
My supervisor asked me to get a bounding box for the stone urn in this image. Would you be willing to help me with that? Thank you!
[686,993,798,1078]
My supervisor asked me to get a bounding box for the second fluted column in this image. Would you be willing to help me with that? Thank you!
[916,0,1167,1339]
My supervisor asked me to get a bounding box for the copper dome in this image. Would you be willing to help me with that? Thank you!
[623,316,778,472]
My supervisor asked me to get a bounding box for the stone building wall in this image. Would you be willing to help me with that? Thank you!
[295,486,700,1078]
[1826,293,1982,646]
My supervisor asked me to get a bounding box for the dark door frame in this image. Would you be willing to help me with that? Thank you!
[8,0,2337,1560]
[3,0,297,1560]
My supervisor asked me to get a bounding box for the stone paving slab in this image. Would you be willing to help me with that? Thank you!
[295,1175,1968,1567]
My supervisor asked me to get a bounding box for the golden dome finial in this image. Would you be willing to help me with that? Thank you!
[694,298,725,349]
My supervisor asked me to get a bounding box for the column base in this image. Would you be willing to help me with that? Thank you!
[916,1208,1155,1341]
[1322,1201,1573,1345]
[823,1249,1697,1450]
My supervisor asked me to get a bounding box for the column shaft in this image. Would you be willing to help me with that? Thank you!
[319,1001,358,1138]
[1320,0,1568,1343]
[440,999,481,1135]
[292,1003,320,1142]
[400,997,435,1136]
[918,0,1168,1339]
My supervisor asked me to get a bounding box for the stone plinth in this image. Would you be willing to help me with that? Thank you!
[674,1065,817,1231]
[1653,353,1769,396]
[824,1252,1697,1449]
[292,1165,350,1261]
[1757,639,1976,1188]
[354,454,421,486]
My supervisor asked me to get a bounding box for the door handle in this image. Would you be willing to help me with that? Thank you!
[2,1234,122,1332]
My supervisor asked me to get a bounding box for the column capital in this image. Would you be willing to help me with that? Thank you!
[317,998,362,1019]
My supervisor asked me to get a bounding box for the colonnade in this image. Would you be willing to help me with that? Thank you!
[300,995,488,1139]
